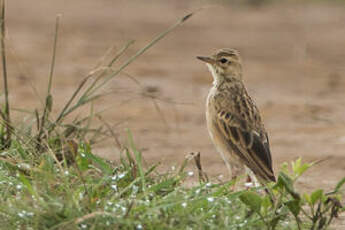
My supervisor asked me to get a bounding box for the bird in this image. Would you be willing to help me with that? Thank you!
[197,48,275,185]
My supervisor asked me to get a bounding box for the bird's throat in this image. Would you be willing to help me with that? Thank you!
[206,64,224,87]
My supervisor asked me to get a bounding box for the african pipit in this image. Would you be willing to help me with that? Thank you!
[197,48,275,184]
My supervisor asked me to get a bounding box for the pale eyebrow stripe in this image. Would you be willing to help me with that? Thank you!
[217,52,236,57]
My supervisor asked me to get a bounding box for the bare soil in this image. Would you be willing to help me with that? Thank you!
[5,0,345,198]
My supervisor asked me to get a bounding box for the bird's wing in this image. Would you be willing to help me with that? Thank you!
[214,108,275,182]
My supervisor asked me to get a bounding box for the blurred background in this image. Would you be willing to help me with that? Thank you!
[4,0,345,190]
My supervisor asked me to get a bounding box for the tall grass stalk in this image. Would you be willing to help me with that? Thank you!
[82,40,135,98]
[37,15,61,146]
[0,0,11,148]
[84,13,194,97]
[50,12,194,132]
[47,15,61,94]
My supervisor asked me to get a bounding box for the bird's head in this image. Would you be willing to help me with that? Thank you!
[197,48,243,83]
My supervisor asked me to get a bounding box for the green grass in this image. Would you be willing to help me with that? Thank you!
[0,1,344,229]
[0,140,344,229]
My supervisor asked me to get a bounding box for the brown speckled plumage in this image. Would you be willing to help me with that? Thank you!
[197,48,275,182]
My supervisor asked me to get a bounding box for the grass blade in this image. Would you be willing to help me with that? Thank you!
[127,129,146,192]
[47,14,61,94]
[84,12,195,97]
[37,15,61,144]
[0,0,11,148]
[82,143,112,174]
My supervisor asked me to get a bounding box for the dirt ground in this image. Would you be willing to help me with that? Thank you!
[4,0,345,197]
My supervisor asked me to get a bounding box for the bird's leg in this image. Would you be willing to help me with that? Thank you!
[245,174,252,190]
[223,156,239,191]
[219,151,233,179]
[244,169,276,203]
[230,162,246,191]
[245,167,260,189]
[218,152,237,191]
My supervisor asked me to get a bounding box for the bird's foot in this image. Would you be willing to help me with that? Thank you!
[244,175,254,190]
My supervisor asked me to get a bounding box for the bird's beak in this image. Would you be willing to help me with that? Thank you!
[196,56,215,64]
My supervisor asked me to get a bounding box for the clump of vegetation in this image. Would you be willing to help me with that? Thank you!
[0,138,344,229]
[0,1,344,229]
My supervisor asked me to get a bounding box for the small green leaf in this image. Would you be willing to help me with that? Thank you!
[145,163,160,176]
[310,189,323,205]
[239,191,262,213]
[334,177,345,193]
[19,173,36,198]
[286,199,301,217]
[280,162,289,175]
[261,195,272,213]
[277,172,300,199]
[296,163,311,176]
[82,143,112,174]
[77,152,90,171]
[291,158,301,174]
[148,177,177,193]
[304,193,312,205]
[292,158,312,178]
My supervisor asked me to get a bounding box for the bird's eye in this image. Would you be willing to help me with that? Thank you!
[219,58,228,64]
